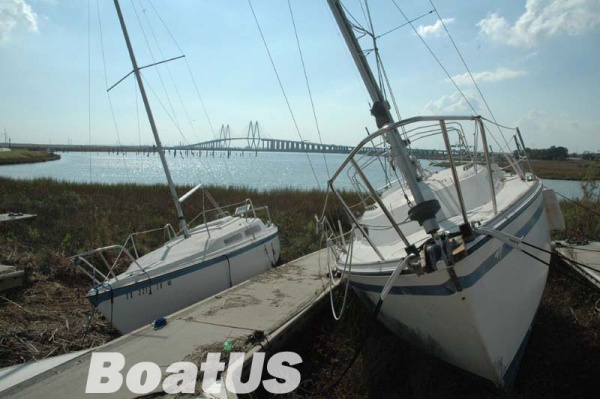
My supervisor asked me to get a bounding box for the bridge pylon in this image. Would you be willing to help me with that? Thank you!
[218,124,231,149]
[247,121,261,150]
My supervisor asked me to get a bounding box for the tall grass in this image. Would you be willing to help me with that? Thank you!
[1,178,598,398]
[0,177,354,367]
[553,165,600,241]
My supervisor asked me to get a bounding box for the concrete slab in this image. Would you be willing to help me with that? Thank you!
[555,241,600,289]
[0,213,37,224]
[0,350,91,392]
[1,249,332,398]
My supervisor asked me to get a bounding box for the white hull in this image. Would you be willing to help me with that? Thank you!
[89,232,280,333]
[346,185,550,385]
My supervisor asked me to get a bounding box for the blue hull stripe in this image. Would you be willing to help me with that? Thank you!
[350,191,545,297]
[89,232,278,306]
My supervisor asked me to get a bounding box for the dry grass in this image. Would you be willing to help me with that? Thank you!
[1,178,599,398]
[244,259,599,399]
[0,177,353,367]
[528,159,600,181]
[428,159,600,181]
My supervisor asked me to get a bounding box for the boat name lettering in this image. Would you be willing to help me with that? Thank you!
[85,351,302,394]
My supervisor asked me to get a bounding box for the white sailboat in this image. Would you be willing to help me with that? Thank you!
[71,0,280,334]
[323,0,563,386]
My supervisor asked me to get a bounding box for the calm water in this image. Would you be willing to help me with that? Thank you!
[0,151,587,198]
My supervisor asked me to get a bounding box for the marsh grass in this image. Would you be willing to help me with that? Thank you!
[0,177,355,367]
[0,149,60,165]
[0,178,598,398]
[430,159,600,181]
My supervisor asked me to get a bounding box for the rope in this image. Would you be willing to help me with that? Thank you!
[326,235,354,321]
[81,304,97,345]
[478,229,599,274]
[246,0,322,189]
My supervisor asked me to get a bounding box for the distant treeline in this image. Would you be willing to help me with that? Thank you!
[520,146,569,161]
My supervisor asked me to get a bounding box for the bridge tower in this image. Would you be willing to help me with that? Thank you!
[247,121,261,150]
[218,124,231,148]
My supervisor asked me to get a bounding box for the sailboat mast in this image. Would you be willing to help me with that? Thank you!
[327,0,439,234]
[112,0,190,238]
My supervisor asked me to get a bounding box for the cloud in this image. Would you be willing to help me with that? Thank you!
[477,0,600,47]
[0,0,38,42]
[416,18,454,37]
[421,90,481,115]
[450,68,526,86]
[515,109,595,151]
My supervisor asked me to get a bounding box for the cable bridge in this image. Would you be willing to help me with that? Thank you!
[182,121,372,154]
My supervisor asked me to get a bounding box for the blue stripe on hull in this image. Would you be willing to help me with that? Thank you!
[88,232,278,306]
[350,189,545,297]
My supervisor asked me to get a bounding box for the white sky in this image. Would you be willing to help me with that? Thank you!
[1,0,599,153]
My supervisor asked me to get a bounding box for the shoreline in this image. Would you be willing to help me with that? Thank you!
[0,150,61,166]
[430,159,599,181]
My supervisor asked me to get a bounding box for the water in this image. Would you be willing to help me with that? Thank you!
[0,151,588,198]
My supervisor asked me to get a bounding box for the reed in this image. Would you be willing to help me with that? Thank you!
[430,159,600,181]
[0,177,354,367]
[0,178,598,398]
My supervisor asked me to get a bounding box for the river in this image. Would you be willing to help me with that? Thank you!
[0,151,588,198]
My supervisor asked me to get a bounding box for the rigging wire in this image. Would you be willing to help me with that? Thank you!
[342,1,410,140]
[88,0,92,182]
[388,1,475,112]
[246,0,322,189]
[389,0,510,155]
[142,1,237,184]
[136,0,200,144]
[287,0,330,178]
[325,8,372,108]
[141,75,223,183]
[95,0,130,182]
[376,9,433,39]
[146,0,217,140]
[135,79,141,148]
[129,0,182,134]
[130,0,233,184]
[342,1,368,34]
[429,0,511,152]
[550,187,600,218]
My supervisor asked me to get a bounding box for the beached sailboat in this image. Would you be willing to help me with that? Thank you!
[70,0,280,334]
[322,0,563,386]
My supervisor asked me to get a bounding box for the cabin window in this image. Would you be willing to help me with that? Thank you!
[224,233,242,245]
[244,225,261,237]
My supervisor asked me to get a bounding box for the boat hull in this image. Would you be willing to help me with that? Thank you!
[347,186,550,386]
[88,233,280,333]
